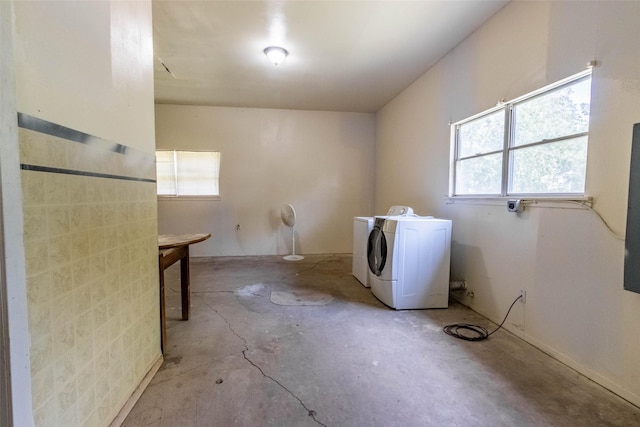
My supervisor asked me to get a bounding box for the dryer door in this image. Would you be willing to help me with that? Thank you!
[367,219,387,276]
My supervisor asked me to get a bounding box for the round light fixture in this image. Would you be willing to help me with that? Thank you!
[264,46,288,66]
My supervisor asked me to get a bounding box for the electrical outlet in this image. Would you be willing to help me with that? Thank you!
[466,291,475,298]
[507,199,523,213]
[519,290,526,303]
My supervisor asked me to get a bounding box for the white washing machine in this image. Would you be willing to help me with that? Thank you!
[353,207,414,286]
[352,217,373,287]
[367,215,452,310]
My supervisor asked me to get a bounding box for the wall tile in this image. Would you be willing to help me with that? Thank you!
[88,203,105,228]
[21,124,160,427]
[56,378,77,418]
[20,128,48,166]
[51,265,73,296]
[50,294,73,325]
[53,353,76,387]
[31,367,55,410]
[73,285,92,318]
[70,231,91,261]
[30,335,53,375]
[52,321,75,358]
[68,177,88,204]
[72,260,91,289]
[21,170,47,207]
[45,174,70,206]
[28,298,52,338]
[47,205,70,237]
[26,271,51,307]
[89,253,106,280]
[69,204,89,231]
[86,180,103,204]
[77,386,96,424]
[48,234,72,267]
[46,137,68,169]
[33,396,58,427]
[24,237,49,276]
[67,142,90,173]
[23,206,48,241]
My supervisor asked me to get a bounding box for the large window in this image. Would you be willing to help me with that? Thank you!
[451,71,592,197]
[156,150,221,197]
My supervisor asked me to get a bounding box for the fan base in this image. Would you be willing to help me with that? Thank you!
[283,255,305,261]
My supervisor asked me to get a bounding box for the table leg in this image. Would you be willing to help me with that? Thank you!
[159,253,167,354]
[180,246,190,321]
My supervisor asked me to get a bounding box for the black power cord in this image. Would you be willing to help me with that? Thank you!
[443,294,523,341]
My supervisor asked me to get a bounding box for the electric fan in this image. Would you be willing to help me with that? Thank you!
[281,203,304,261]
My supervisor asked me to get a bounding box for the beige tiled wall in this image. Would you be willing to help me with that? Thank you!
[19,121,161,426]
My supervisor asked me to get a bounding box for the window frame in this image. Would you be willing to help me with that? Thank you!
[156,150,221,201]
[449,69,592,199]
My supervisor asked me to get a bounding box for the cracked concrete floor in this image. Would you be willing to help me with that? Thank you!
[122,255,640,427]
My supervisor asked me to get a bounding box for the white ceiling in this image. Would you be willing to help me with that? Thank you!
[153,0,509,113]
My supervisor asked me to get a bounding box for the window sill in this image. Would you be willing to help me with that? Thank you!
[158,195,221,201]
[445,195,593,208]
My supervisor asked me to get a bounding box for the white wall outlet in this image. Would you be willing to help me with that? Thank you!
[507,199,523,213]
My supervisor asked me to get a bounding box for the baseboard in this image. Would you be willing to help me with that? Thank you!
[450,293,640,409]
[507,327,640,409]
[109,355,164,427]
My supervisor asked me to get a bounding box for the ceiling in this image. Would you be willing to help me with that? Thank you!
[152,0,509,113]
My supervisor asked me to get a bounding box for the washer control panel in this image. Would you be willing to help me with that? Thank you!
[386,206,414,216]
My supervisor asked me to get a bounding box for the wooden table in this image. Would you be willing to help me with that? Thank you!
[158,233,211,353]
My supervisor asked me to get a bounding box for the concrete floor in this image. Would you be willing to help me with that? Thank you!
[123,255,640,427]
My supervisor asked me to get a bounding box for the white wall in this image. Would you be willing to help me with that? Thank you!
[376,0,640,406]
[1,1,32,425]
[12,1,160,425]
[156,105,375,257]
[13,0,155,151]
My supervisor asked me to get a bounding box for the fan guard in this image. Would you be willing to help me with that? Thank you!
[281,204,304,261]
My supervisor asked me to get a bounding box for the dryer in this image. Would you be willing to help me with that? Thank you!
[352,216,373,287]
[367,215,452,310]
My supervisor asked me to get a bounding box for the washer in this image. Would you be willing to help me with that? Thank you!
[367,215,452,310]
[352,217,374,287]
[352,207,412,287]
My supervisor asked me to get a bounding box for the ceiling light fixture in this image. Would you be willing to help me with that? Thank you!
[264,46,288,66]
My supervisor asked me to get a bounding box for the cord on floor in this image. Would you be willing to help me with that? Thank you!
[443,294,523,341]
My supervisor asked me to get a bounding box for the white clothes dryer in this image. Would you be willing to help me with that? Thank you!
[367,215,452,310]
[352,217,373,287]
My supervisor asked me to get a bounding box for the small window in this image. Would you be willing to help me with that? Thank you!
[455,110,505,195]
[156,150,220,197]
[451,71,592,197]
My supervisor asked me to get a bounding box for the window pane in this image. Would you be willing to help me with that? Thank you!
[176,151,220,196]
[455,153,502,195]
[457,110,505,158]
[513,77,591,147]
[510,136,587,194]
[156,151,176,195]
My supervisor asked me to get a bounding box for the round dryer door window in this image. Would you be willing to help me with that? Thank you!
[367,224,387,276]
